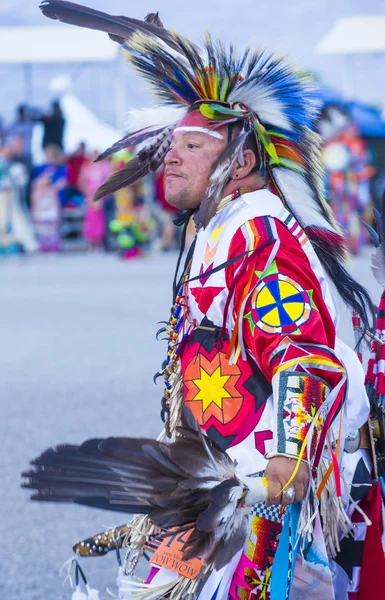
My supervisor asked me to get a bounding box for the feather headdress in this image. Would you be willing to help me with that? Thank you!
[40,1,330,231]
[40,0,374,331]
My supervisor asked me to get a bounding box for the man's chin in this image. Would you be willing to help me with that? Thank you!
[165,185,186,209]
[165,184,202,210]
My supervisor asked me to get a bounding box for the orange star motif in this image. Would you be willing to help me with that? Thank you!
[184,352,243,426]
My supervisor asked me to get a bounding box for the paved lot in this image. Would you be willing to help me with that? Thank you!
[0,248,382,599]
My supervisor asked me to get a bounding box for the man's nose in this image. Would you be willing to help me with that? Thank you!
[165,145,181,165]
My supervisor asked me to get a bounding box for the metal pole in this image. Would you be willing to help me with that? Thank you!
[23,63,33,104]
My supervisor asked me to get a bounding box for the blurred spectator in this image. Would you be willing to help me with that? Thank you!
[30,145,67,251]
[319,105,375,254]
[0,143,38,253]
[7,134,32,175]
[6,105,34,170]
[78,150,112,250]
[38,100,66,151]
[67,141,87,190]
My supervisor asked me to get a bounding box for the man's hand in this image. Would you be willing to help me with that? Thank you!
[264,456,309,506]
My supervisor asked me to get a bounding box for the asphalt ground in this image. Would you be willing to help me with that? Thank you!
[0,248,382,599]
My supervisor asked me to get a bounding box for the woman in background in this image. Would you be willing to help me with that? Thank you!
[79,151,112,250]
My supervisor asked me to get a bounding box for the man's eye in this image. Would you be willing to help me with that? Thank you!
[187,143,199,149]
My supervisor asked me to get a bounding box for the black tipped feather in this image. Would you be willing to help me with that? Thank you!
[93,156,149,201]
[95,126,165,162]
[39,0,177,49]
[22,406,250,570]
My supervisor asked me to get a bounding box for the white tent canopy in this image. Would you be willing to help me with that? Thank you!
[61,93,121,152]
[0,26,118,63]
[0,25,126,128]
[316,15,385,55]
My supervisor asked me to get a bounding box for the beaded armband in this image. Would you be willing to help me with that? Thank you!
[266,369,331,462]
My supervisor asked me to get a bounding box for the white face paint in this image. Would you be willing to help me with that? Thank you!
[173,126,224,140]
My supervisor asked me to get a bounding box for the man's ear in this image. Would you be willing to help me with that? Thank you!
[230,149,257,180]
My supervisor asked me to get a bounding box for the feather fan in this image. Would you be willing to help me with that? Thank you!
[22,407,267,570]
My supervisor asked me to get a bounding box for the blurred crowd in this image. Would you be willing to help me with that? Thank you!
[0,99,382,258]
[318,103,378,254]
[0,101,182,258]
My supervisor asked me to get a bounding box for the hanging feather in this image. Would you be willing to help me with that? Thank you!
[363,221,381,248]
[194,130,249,228]
[95,127,165,162]
[253,118,278,164]
[373,206,384,240]
[21,407,267,571]
[93,156,149,201]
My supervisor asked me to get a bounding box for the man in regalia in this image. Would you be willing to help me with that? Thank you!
[24,3,382,598]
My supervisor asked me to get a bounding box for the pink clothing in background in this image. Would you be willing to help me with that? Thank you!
[83,206,106,243]
[80,159,111,244]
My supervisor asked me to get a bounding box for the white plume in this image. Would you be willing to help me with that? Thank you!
[273,168,336,232]
[125,106,185,133]
[72,586,87,600]
[228,82,292,130]
[86,585,100,600]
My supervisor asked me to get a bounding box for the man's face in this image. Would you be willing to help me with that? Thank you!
[164,129,226,210]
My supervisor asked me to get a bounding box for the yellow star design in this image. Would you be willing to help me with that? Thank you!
[193,366,231,412]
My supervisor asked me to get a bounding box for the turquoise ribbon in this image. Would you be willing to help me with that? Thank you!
[270,503,301,600]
